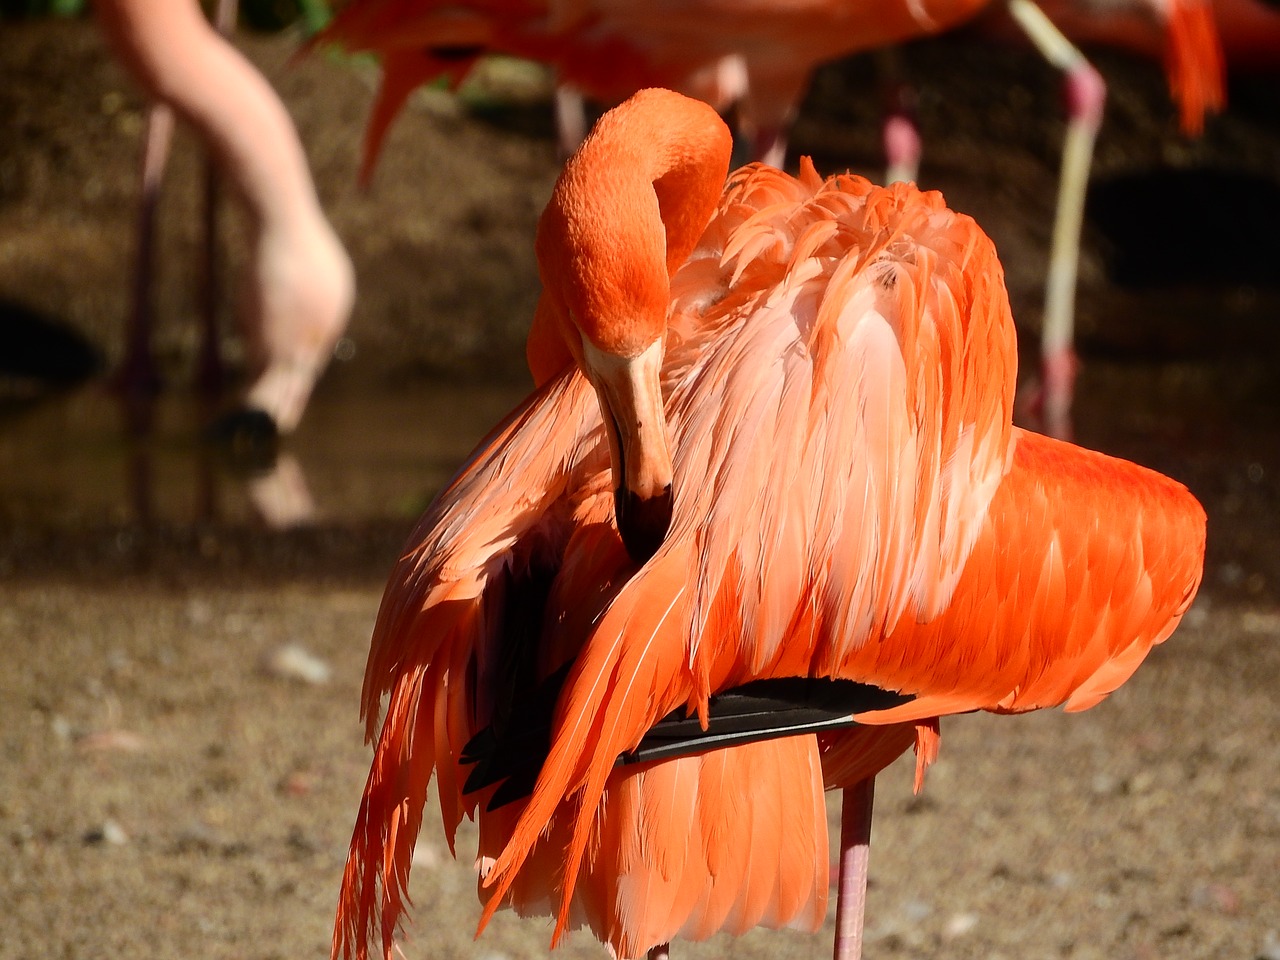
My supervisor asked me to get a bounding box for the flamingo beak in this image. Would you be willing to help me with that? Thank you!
[581,337,673,563]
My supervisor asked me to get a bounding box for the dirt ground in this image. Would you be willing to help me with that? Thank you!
[1,16,1278,960]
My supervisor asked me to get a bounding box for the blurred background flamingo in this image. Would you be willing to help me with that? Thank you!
[95,0,355,446]
[317,0,1225,440]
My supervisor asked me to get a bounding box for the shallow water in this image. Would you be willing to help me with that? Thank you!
[3,340,1277,606]
[0,376,530,590]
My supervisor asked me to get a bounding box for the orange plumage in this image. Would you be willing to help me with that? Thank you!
[332,89,1205,960]
[319,0,994,175]
[320,0,1225,178]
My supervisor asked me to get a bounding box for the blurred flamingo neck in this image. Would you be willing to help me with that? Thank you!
[97,0,326,236]
[536,89,733,358]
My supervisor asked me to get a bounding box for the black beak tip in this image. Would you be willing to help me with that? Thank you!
[616,483,673,564]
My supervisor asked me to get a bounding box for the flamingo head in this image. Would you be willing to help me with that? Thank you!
[534,170,674,565]
[531,89,733,564]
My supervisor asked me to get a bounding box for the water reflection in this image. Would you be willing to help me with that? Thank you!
[1,353,1278,607]
[0,376,528,535]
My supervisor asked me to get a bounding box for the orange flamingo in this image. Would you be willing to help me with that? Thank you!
[320,0,995,176]
[332,89,1205,960]
[319,0,1223,437]
[95,0,355,439]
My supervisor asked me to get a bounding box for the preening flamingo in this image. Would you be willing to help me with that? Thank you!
[332,89,1206,960]
[95,0,355,439]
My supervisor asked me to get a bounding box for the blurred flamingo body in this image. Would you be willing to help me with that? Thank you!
[96,0,355,436]
[332,90,1206,960]
[321,0,1223,439]
[320,0,992,176]
[982,0,1225,134]
[320,0,1222,172]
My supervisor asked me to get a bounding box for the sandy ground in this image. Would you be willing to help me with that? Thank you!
[1,16,1279,960]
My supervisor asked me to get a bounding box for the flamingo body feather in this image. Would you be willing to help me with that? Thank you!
[333,89,1205,960]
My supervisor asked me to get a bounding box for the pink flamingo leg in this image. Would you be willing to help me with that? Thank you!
[1038,61,1103,440]
[196,0,239,395]
[116,102,174,420]
[877,49,921,186]
[833,777,876,960]
[882,98,921,186]
[554,83,588,159]
[1006,0,1106,440]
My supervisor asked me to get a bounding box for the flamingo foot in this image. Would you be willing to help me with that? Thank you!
[207,407,279,469]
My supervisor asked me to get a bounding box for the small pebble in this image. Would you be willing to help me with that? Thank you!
[943,912,979,938]
[76,729,147,753]
[1048,870,1075,890]
[900,898,932,923]
[262,644,331,685]
[412,843,441,869]
[1190,881,1240,915]
[84,819,128,846]
[278,770,315,797]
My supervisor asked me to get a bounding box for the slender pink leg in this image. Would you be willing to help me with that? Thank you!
[196,0,238,394]
[554,83,588,159]
[196,133,224,394]
[1038,60,1103,441]
[833,777,875,960]
[877,49,921,185]
[117,102,174,415]
[1005,0,1105,440]
[882,96,921,186]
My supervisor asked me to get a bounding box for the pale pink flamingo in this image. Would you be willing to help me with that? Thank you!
[95,0,355,441]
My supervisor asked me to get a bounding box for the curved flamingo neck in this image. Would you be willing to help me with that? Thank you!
[96,0,328,237]
[533,89,733,361]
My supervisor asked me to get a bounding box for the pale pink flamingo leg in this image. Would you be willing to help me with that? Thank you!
[874,48,922,186]
[116,101,174,427]
[1007,0,1106,440]
[833,777,876,960]
[882,106,922,186]
[195,0,239,395]
[554,83,589,159]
